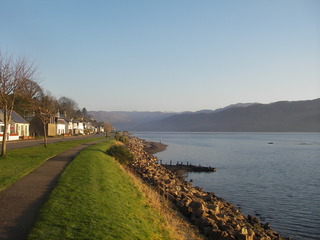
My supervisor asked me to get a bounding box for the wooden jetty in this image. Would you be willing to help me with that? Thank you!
[159,160,216,173]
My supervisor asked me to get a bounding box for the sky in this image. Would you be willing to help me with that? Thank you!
[1,0,319,112]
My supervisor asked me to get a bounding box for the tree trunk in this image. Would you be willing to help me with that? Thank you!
[1,127,7,158]
[43,123,48,147]
[1,109,9,158]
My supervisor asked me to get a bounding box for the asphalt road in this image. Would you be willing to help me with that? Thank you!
[0,133,105,150]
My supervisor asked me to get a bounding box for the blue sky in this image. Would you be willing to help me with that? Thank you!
[1,0,319,112]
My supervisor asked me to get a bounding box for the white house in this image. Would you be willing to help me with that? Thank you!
[56,118,66,135]
[0,110,30,141]
[0,120,7,140]
[67,120,73,135]
[84,122,98,134]
[12,111,29,138]
[78,122,84,135]
[56,112,72,136]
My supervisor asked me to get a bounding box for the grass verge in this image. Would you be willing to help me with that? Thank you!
[123,166,205,240]
[27,141,176,240]
[0,136,104,191]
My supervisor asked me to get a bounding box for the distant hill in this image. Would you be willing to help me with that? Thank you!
[88,103,257,131]
[88,111,177,130]
[132,99,320,132]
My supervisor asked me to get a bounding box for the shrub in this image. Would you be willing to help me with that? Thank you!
[106,145,134,165]
[114,133,129,144]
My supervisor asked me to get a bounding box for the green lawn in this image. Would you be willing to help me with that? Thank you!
[0,136,104,191]
[28,141,174,240]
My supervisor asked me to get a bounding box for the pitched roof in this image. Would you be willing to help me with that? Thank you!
[0,110,29,124]
[11,111,29,124]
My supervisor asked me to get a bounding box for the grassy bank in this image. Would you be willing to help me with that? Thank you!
[0,136,104,191]
[27,141,176,240]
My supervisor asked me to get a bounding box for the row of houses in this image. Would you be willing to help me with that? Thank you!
[0,110,105,141]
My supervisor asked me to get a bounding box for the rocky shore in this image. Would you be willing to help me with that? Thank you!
[126,137,291,240]
[141,139,168,154]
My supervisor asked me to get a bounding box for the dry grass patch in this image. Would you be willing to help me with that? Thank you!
[122,167,205,240]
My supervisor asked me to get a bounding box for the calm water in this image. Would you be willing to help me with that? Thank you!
[133,132,320,240]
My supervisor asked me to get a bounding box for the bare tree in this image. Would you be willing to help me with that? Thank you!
[0,51,38,157]
[14,79,43,117]
[35,92,58,147]
[104,122,113,137]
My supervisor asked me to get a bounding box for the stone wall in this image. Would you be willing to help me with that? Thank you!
[126,137,290,240]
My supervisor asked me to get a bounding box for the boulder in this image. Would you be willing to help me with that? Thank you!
[192,209,205,218]
[180,205,192,217]
[207,203,220,213]
[263,222,271,230]
[248,214,260,224]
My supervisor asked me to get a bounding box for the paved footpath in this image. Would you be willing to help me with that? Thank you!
[0,140,105,240]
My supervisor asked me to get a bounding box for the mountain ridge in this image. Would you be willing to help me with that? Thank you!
[89,102,257,130]
[133,99,320,132]
[89,99,320,132]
